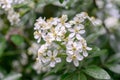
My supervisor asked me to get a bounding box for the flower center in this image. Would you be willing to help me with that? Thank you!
[72,54,76,60]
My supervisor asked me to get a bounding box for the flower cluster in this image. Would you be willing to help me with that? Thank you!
[34,12,93,67]
[0,0,24,25]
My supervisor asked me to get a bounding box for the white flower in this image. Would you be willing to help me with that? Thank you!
[55,24,67,36]
[34,17,46,30]
[68,24,85,40]
[47,17,60,26]
[80,38,92,57]
[43,33,55,44]
[35,17,51,30]
[37,44,48,63]
[48,26,65,42]
[33,62,50,74]
[60,15,68,23]
[66,51,83,67]
[60,15,71,28]
[46,50,61,67]
[73,12,88,23]
[34,30,42,43]
[66,40,82,54]
[28,42,40,57]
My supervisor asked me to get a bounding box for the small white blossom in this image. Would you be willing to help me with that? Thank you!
[34,17,46,30]
[73,12,88,23]
[66,40,82,54]
[46,50,61,67]
[80,38,92,57]
[34,30,42,43]
[47,17,60,26]
[68,24,85,40]
[37,44,48,63]
[43,33,55,44]
[33,62,50,74]
[59,15,71,28]
[66,51,83,67]
[28,42,40,58]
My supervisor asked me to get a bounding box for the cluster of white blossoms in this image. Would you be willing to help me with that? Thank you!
[0,0,24,25]
[34,12,94,67]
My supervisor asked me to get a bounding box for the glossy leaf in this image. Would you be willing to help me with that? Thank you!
[83,65,111,79]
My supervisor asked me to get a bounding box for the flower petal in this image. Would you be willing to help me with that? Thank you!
[86,47,92,50]
[68,28,74,32]
[79,30,85,34]
[53,50,58,57]
[73,60,79,67]
[47,50,52,57]
[76,34,82,40]
[66,56,72,62]
[76,54,84,60]
[65,23,71,28]
[37,38,41,43]
[50,61,56,67]
[83,51,88,57]
[69,33,75,38]
[55,58,61,63]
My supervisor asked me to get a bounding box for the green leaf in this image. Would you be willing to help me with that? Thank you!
[10,35,24,46]
[78,73,87,80]
[109,34,120,53]
[44,61,65,77]
[52,61,65,73]
[0,67,6,79]
[59,0,64,3]
[107,53,120,63]
[60,73,72,80]
[88,49,107,58]
[83,65,111,79]
[3,73,22,80]
[60,71,87,80]
[106,64,120,74]
[0,37,6,57]
[86,33,100,43]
